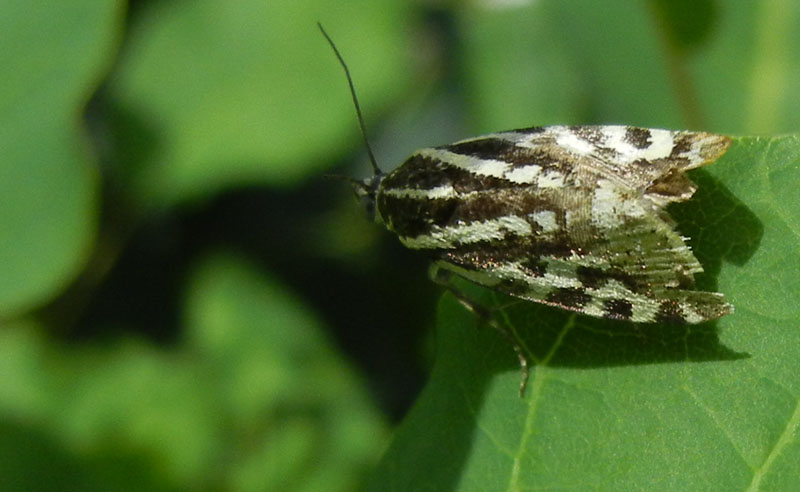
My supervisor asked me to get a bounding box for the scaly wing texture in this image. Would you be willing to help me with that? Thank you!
[376,126,732,323]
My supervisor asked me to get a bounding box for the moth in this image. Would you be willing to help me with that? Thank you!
[320,25,732,328]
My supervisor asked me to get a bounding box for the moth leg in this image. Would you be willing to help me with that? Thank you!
[429,264,531,396]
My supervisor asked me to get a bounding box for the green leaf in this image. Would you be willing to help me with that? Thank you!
[0,1,123,317]
[0,253,386,491]
[108,0,412,207]
[366,136,800,490]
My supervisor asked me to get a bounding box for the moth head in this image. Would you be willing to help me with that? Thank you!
[354,173,383,221]
[325,172,384,222]
[319,22,385,223]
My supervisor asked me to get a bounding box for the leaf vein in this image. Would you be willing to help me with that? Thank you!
[747,395,800,491]
[682,384,752,469]
[506,317,576,492]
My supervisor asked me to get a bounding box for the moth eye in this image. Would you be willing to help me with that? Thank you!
[359,194,376,221]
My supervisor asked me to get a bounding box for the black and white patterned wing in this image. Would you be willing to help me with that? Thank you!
[376,125,732,323]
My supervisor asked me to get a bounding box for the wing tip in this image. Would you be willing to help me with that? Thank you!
[652,290,733,324]
[681,132,732,171]
[646,131,730,204]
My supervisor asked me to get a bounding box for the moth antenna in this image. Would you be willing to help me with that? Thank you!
[318,22,382,176]
[322,173,369,190]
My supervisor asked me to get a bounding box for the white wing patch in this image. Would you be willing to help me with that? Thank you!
[554,127,596,156]
[530,210,559,234]
[400,215,533,249]
[591,179,647,229]
[417,148,511,178]
[601,126,674,163]
[504,164,542,184]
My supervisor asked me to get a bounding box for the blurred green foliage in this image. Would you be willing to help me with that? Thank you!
[0,254,386,491]
[1,0,799,490]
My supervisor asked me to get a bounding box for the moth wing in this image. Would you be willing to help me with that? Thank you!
[493,126,730,194]
[435,232,731,325]
[573,210,732,323]
[402,126,730,323]
[432,127,732,323]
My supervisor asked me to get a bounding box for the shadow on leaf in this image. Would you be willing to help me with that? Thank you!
[488,167,763,370]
